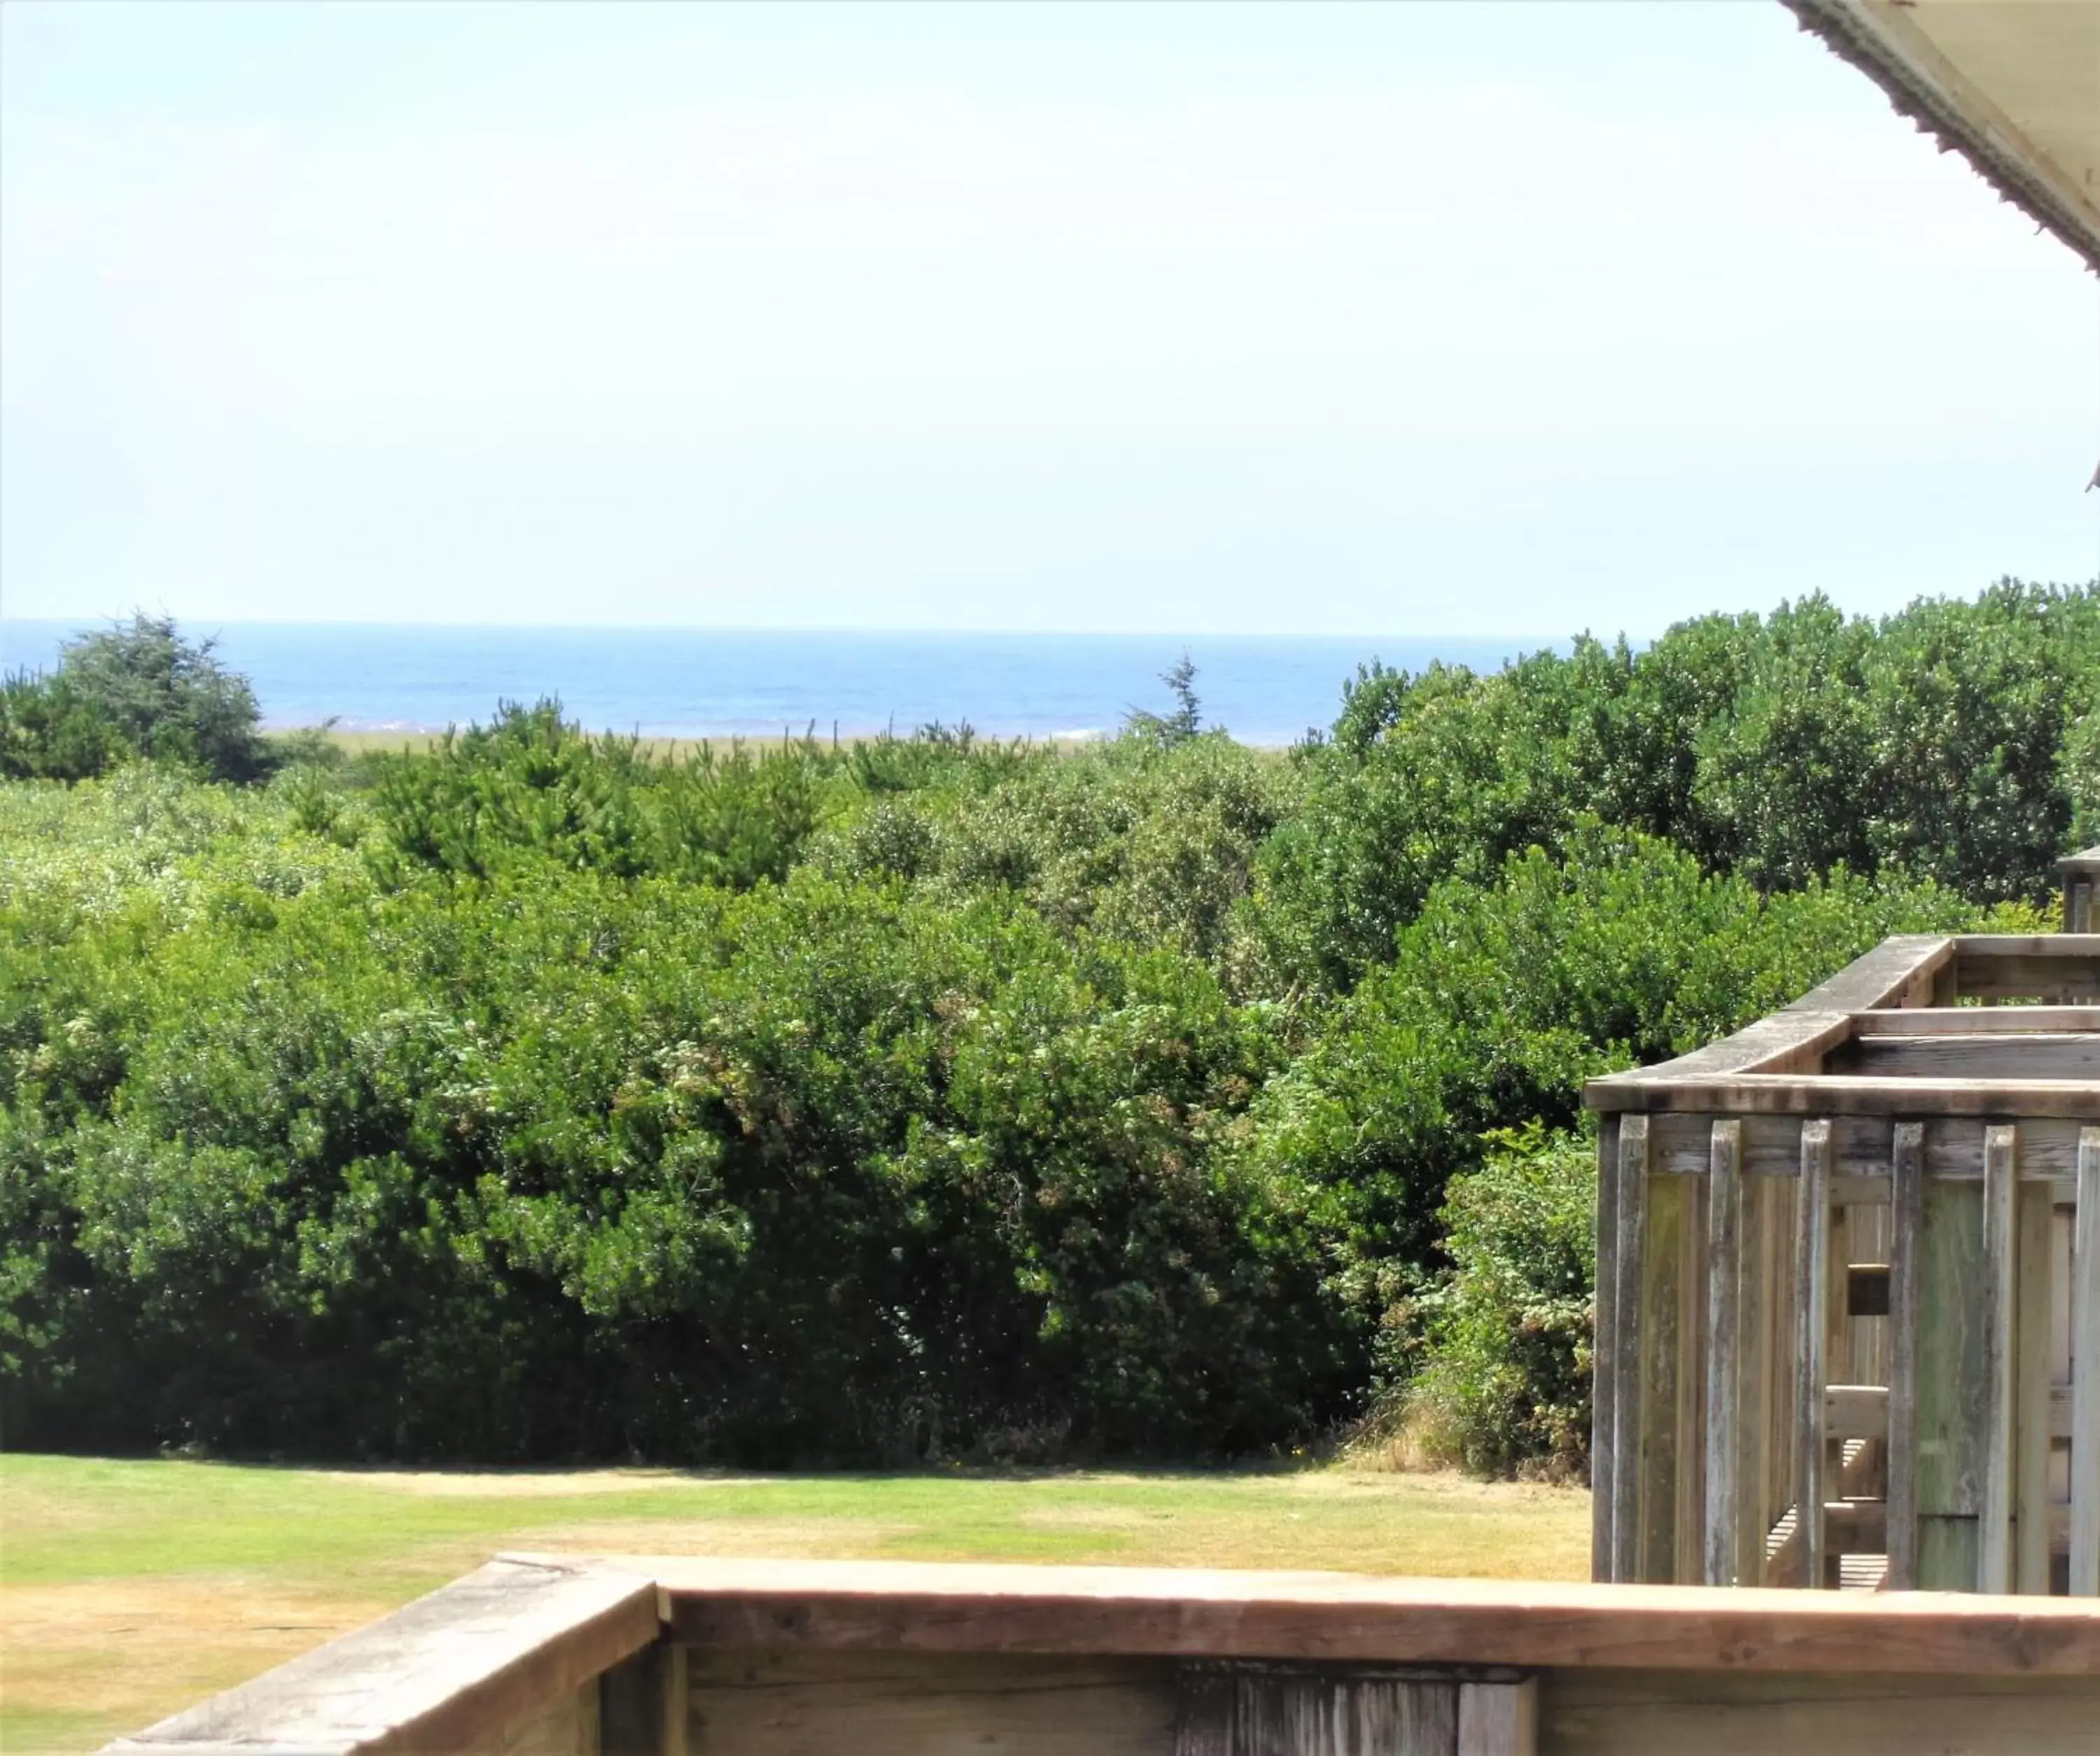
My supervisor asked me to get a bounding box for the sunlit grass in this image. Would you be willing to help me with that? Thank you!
[0,1453,1586,1755]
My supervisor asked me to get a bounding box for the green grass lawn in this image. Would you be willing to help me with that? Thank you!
[0,1454,1587,1755]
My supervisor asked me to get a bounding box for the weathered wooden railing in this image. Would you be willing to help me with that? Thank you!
[2059,844,2100,932]
[102,1553,2100,1756]
[1586,933,2100,1596]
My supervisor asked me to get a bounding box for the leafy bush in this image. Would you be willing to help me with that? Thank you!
[3,615,275,785]
[1376,1124,1596,1479]
[1,582,2092,1472]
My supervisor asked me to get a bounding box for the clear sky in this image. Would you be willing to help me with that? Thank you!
[2,0,2094,638]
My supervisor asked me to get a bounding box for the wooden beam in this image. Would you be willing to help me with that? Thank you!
[1793,1121,1833,1589]
[602,1641,687,1756]
[1826,1384,1888,1442]
[2073,1129,2100,1596]
[103,1555,660,1756]
[1850,1008,2100,1038]
[1644,1109,2094,1188]
[1950,935,2100,959]
[1590,1075,2100,1120]
[1980,1125,2019,1594]
[1704,1120,1742,1587]
[1886,1121,1924,1592]
[1585,938,1955,1110]
[1637,1131,1689,1584]
[1456,1678,1537,1756]
[1740,1172,1784,1589]
[1177,1664,1462,1755]
[2016,1180,2055,1596]
[1610,1115,1649,1586]
[1826,1036,2100,1081]
[639,1554,2100,1676]
[1591,1115,1620,1584]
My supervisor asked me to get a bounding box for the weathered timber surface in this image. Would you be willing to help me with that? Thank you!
[102,1555,658,1756]
[1644,1110,2094,1186]
[1174,1664,1462,1756]
[1827,1033,2100,1079]
[603,1642,687,1756]
[1539,1668,2100,1756]
[2075,1129,2100,1594]
[628,1555,2100,1675]
[1590,1114,1620,1584]
[1585,935,2100,1114]
[1980,1126,2020,1593]
[678,1648,2100,1756]
[1886,1121,1924,1591]
[1591,1075,2100,1119]
[100,1554,2100,1756]
[1606,1117,1648,1584]
[1851,1006,2100,1036]
[1790,1122,1831,1590]
[1788,935,1956,1012]
[1457,1678,1536,1756]
[687,1650,1174,1756]
[1702,1121,1742,1587]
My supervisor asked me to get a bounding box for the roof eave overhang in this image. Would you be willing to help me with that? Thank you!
[1780,0,2100,276]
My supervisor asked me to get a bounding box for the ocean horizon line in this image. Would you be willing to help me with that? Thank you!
[0,622,1567,749]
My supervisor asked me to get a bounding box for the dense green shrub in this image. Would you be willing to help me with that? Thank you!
[1256,584,2096,992]
[1382,1125,1597,1479]
[3,615,274,785]
[0,583,2092,1472]
[0,673,132,782]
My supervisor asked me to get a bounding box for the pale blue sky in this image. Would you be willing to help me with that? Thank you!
[3,0,2094,637]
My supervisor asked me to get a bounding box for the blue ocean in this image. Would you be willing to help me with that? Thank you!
[0,622,1549,748]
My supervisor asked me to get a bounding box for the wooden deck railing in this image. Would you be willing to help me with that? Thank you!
[102,1553,2100,1756]
[1586,934,2100,1598]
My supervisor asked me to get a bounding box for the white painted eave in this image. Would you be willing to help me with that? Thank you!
[1782,0,2100,273]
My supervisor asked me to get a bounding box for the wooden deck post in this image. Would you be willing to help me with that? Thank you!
[1591,1115,1620,1583]
[1703,1120,1742,1586]
[602,1643,687,1756]
[1793,1120,1833,1588]
[1886,1122,1925,1591]
[1609,1115,1649,1584]
[2015,1178,2055,1596]
[1457,1679,1537,1756]
[2073,1127,2100,1595]
[1980,1124,2019,1593]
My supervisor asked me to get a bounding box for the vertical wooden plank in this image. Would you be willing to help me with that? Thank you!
[2016,1181,2055,1596]
[1231,1671,1460,1756]
[1674,1166,1708,1584]
[1637,1164,1688,1584]
[601,1643,686,1756]
[1735,1169,1777,1587]
[1886,1122,1925,1591]
[1793,1119,1832,1589]
[1590,1115,1620,1584]
[1610,1114,1649,1586]
[1456,1679,1536,1756]
[1174,1666,1236,1756]
[1704,1120,1742,1587]
[1763,1159,1800,1582]
[1980,1123,2019,1594]
[1918,1144,1987,1591]
[2073,1128,2100,1596]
